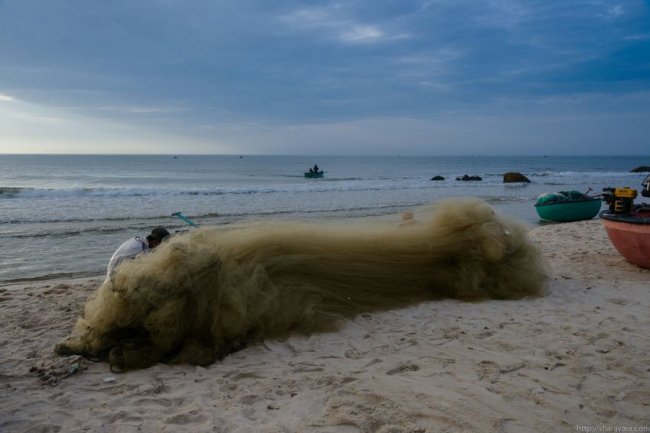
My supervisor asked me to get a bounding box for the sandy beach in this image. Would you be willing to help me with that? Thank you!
[1,218,649,433]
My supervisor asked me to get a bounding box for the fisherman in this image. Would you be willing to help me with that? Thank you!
[106,227,170,277]
[643,175,650,197]
[313,164,319,173]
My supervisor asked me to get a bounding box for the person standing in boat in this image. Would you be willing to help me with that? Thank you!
[106,227,170,278]
[313,164,319,173]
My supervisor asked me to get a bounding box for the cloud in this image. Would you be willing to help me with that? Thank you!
[282,5,409,44]
[14,114,66,124]
[0,98,235,154]
[98,105,187,114]
[0,0,648,154]
[624,33,650,41]
[396,49,463,79]
[339,25,385,43]
[281,7,338,27]
[195,107,650,156]
[0,93,15,102]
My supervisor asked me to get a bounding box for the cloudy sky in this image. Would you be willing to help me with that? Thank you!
[0,0,649,155]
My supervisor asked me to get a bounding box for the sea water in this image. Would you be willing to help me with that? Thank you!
[0,154,647,283]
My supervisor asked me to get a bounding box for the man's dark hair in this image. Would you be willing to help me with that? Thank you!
[147,227,170,242]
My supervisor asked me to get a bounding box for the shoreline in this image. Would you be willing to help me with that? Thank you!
[1,219,649,432]
[0,273,105,289]
[0,202,545,286]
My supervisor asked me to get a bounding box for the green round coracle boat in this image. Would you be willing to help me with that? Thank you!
[534,191,601,222]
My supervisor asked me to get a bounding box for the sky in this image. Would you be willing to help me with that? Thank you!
[0,0,649,155]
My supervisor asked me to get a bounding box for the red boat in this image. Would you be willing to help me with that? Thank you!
[601,175,650,268]
[601,208,650,268]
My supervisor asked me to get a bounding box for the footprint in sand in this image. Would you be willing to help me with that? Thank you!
[594,339,623,354]
[42,284,71,295]
[0,288,10,298]
[386,363,420,375]
[165,409,208,425]
[292,364,324,374]
[607,298,629,306]
[477,360,501,383]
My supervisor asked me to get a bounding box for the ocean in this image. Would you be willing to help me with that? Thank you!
[1,154,648,284]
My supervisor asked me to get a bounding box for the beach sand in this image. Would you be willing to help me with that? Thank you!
[1,219,649,433]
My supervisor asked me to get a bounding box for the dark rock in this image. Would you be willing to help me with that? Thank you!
[456,174,483,181]
[503,172,531,183]
[631,166,650,173]
[431,175,445,181]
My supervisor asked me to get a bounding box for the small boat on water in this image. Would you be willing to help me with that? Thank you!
[305,164,324,178]
[304,171,324,178]
[534,190,601,222]
[600,176,650,268]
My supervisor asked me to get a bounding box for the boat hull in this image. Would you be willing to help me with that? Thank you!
[601,210,650,268]
[535,199,601,222]
[304,172,324,178]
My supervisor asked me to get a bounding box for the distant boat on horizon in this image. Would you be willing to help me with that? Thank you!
[304,170,324,178]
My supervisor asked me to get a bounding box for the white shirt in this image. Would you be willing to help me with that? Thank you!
[106,236,149,277]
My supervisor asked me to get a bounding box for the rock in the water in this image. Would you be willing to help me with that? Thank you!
[503,172,531,183]
[431,175,445,181]
[456,174,483,181]
[630,166,650,173]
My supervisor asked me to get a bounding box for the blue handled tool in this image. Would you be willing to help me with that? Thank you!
[172,212,198,227]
